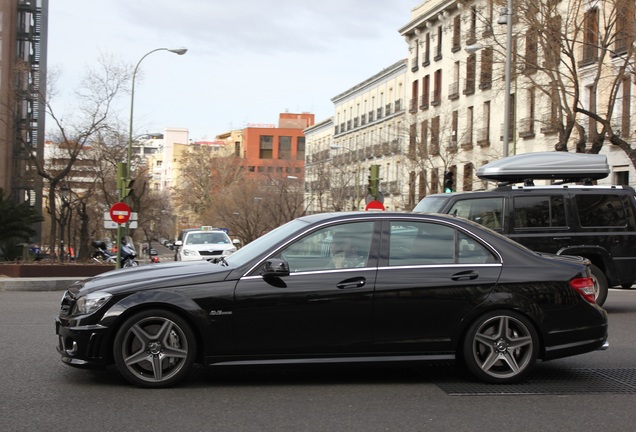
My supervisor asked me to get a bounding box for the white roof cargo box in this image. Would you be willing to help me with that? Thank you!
[477,152,610,183]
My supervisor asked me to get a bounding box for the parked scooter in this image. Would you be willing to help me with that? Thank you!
[91,239,138,268]
[119,237,139,268]
[91,241,116,264]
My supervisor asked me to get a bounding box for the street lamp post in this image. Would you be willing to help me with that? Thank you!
[115,47,187,268]
[500,0,513,157]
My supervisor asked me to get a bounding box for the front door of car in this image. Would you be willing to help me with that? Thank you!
[372,219,502,353]
[232,221,379,356]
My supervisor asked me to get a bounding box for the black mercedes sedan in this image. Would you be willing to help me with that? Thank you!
[56,212,608,388]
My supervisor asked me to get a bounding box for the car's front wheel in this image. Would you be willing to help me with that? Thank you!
[462,310,539,384]
[113,309,196,388]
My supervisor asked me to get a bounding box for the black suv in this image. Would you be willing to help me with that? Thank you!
[414,154,636,306]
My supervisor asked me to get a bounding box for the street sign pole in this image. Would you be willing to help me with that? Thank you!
[110,201,132,269]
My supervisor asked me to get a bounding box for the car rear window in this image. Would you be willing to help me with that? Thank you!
[575,194,628,227]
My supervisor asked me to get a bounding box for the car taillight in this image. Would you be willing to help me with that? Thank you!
[570,277,596,303]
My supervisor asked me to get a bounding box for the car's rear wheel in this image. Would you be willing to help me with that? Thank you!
[113,309,196,388]
[462,310,539,384]
[590,264,608,306]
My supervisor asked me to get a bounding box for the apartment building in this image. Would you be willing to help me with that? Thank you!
[241,112,313,179]
[0,0,48,212]
[399,0,636,193]
[304,59,408,213]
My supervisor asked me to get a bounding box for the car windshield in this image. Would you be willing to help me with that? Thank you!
[185,232,229,245]
[224,219,310,266]
[413,196,450,213]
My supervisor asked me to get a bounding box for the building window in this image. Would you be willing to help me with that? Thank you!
[463,163,474,191]
[430,116,440,155]
[525,30,538,73]
[480,48,493,89]
[581,7,599,65]
[465,53,476,95]
[435,26,443,60]
[615,0,634,54]
[260,135,273,159]
[279,136,292,159]
[621,77,631,137]
[421,75,430,109]
[420,119,428,158]
[297,137,305,160]
[452,15,461,52]
[432,69,442,105]
[410,79,419,113]
[423,33,431,65]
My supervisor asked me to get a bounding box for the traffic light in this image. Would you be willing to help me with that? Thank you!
[444,171,454,193]
[368,164,380,198]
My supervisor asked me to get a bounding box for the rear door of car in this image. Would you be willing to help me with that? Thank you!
[371,218,502,354]
[507,190,575,254]
[571,189,636,284]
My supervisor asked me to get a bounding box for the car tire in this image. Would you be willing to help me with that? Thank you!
[590,264,608,306]
[113,309,196,388]
[462,310,539,384]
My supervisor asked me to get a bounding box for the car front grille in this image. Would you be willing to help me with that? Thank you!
[199,250,223,256]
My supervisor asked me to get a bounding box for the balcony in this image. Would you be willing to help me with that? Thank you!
[419,94,429,110]
[476,127,490,147]
[448,82,459,100]
[518,117,535,138]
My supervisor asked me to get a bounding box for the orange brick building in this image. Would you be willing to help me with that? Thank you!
[241,112,314,179]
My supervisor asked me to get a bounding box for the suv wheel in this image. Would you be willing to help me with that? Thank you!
[590,264,608,306]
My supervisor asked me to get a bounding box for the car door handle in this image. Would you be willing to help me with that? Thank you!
[451,271,479,281]
[337,277,366,289]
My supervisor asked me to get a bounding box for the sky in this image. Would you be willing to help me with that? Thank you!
[47,0,419,141]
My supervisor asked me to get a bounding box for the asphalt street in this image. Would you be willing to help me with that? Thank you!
[0,288,634,432]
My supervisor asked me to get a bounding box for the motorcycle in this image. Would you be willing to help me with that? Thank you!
[119,238,139,268]
[91,241,116,264]
[92,239,138,268]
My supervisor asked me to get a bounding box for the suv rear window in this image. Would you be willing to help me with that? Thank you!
[513,195,566,228]
[575,194,628,227]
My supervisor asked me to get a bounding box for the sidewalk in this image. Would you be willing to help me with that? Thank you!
[0,277,84,291]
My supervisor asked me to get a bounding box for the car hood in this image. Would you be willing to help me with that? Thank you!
[69,260,234,296]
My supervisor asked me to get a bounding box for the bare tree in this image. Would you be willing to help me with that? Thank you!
[477,1,635,159]
[32,54,131,257]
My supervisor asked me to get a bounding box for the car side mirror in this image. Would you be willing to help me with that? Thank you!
[262,259,290,277]
[232,239,241,245]
[175,240,183,247]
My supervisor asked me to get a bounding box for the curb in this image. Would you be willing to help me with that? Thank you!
[0,277,83,292]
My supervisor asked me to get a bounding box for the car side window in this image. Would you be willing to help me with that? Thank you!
[448,197,504,230]
[275,222,374,272]
[513,195,566,228]
[575,194,628,227]
[388,221,497,266]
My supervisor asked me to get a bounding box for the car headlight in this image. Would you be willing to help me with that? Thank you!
[222,247,237,256]
[73,291,112,315]
[183,248,199,256]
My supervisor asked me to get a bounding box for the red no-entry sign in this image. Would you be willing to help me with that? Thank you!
[109,202,132,224]
[365,200,385,211]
